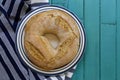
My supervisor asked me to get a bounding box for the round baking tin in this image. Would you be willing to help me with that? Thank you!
[16,5,85,75]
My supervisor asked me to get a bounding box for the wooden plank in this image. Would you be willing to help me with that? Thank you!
[101,24,116,80]
[50,0,67,3]
[50,0,68,7]
[101,0,117,80]
[84,0,100,80]
[101,0,116,24]
[68,0,83,19]
[117,0,120,79]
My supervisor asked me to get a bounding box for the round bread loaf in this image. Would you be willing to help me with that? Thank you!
[24,10,80,70]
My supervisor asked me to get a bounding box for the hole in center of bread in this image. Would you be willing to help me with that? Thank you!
[43,33,60,49]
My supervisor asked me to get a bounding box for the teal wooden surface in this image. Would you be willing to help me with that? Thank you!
[68,0,83,19]
[101,0,117,80]
[101,0,116,23]
[84,0,100,80]
[117,0,120,80]
[101,24,116,80]
[50,0,120,80]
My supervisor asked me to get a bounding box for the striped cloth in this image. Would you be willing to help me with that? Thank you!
[0,0,76,80]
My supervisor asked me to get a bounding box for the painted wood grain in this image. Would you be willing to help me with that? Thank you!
[117,0,120,79]
[101,0,116,24]
[101,24,116,80]
[84,0,100,80]
[68,0,83,20]
[100,0,116,80]
[50,0,68,7]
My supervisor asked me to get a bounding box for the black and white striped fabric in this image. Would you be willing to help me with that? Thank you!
[0,0,76,80]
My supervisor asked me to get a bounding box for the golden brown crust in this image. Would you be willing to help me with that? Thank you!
[24,10,80,70]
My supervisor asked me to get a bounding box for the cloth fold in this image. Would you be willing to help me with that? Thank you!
[0,0,76,80]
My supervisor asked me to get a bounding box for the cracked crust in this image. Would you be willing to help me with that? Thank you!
[24,10,80,70]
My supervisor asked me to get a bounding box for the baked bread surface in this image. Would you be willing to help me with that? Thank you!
[24,10,80,70]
